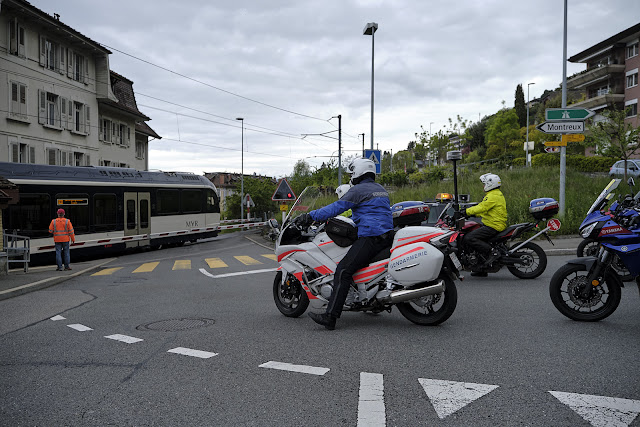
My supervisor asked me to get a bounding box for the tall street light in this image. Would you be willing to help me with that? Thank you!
[358,133,365,156]
[526,82,535,167]
[363,22,378,151]
[331,115,343,185]
[236,117,244,221]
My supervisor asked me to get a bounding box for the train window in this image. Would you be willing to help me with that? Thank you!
[205,189,220,213]
[157,189,179,215]
[55,193,89,234]
[182,189,201,213]
[140,199,149,228]
[6,193,50,238]
[126,199,136,229]
[93,194,117,232]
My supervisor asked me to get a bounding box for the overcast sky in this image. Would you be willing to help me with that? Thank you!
[36,0,640,178]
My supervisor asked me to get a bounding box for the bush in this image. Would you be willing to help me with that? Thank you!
[512,157,525,167]
[531,153,616,172]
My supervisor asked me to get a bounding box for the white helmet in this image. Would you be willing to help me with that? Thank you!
[480,173,501,192]
[346,158,376,184]
[335,184,352,199]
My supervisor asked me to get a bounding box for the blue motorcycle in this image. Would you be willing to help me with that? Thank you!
[549,179,640,321]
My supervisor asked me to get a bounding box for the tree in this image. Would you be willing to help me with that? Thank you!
[485,108,521,156]
[515,84,527,128]
[587,106,640,181]
[226,177,277,219]
[466,116,490,152]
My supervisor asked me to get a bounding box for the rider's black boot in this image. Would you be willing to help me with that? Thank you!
[308,312,336,330]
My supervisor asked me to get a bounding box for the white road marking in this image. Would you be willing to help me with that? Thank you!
[259,361,330,376]
[104,334,144,344]
[199,267,277,279]
[418,378,499,419]
[167,347,218,359]
[549,391,640,427]
[50,315,66,321]
[67,324,93,332]
[358,372,386,427]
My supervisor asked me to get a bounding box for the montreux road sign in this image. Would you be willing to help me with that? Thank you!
[536,121,584,134]
[545,108,595,121]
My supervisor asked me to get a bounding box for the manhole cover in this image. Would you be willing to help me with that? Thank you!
[136,318,215,332]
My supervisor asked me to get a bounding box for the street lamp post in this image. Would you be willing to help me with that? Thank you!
[526,82,535,167]
[332,115,343,185]
[363,22,378,151]
[429,122,434,165]
[236,117,244,221]
[359,133,365,156]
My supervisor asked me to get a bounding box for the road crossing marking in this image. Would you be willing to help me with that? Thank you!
[172,260,191,270]
[205,258,228,268]
[167,347,218,359]
[133,262,159,273]
[259,361,329,376]
[262,254,277,261]
[50,315,65,321]
[104,334,144,344]
[418,378,499,419]
[235,255,262,265]
[200,267,277,279]
[92,267,123,276]
[67,324,93,332]
[549,391,640,427]
[358,372,386,427]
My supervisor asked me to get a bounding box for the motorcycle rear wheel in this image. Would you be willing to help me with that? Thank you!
[507,242,547,279]
[577,238,633,282]
[549,263,621,321]
[396,276,457,326]
[273,271,309,317]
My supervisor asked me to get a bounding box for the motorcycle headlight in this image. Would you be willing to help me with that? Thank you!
[580,222,597,238]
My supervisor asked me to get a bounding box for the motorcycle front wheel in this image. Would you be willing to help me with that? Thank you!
[396,276,457,326]
[549,263,621,321]
[507,242,547,279]
[577,238,633,282]
[273,271,309,317]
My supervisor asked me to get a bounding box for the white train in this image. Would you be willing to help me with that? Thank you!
[0,162,221,261]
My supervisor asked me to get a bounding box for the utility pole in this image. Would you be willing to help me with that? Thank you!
[560,0,568,217]
[337,115,342,185]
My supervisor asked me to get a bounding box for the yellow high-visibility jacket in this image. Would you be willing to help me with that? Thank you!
[465,188,507,232]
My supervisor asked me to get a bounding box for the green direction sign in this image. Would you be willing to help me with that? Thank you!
[545,108,595,121]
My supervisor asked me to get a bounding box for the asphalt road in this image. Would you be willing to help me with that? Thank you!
[1,233,639,426]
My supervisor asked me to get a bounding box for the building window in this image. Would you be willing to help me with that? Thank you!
[9,18,25,57]
[627,72,638,89]
[626,101,638,118]
[596,86,610,97]
[45,39,57,70]
[9,142,35,164]
[73,53,84,82]
[9,81,28,119]
[100,118,112,142]
[627,43,639,59]
[135,140,145,159]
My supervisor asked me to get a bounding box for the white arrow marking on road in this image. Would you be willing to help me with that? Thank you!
[167,347,218,359]
[259,361,329,376]
[549,391,640,427]
[199,267,277,279]
[50,315,66,321]
[104,334,144,344]
[418,378,498,419]
[358,372,385,427]
[67,324,93,332]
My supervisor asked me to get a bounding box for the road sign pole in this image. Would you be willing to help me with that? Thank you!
[559,0,568,218]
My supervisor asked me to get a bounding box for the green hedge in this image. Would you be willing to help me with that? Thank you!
[531,154,616,172]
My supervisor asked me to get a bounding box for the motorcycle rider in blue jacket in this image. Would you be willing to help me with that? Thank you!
[295,158,394,330]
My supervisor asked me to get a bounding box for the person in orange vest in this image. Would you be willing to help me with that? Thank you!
[49,208,75,271]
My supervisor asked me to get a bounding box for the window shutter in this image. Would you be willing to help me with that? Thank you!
[69,152,74,166]
[9,18,17,55]
[19,84,26,116]
[60,97,67,128]
[111,122,117,144]
[29,146,36,164]
[127,127,131,146]
[11,82,18,115]
[39,36,46,67]
[10,144,19,163]
[99,116,103,140]
[67,100,73,130]
[67,49,74,78]
[47,148,56,165]
[38,90,46,124]
[84,56,89,84]
[85,154,91,166]
[59,46,65,74]
[55,96,61,128]
[85,105,91,134]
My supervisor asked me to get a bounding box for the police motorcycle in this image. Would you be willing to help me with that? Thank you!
[267,186,460,326]
[549,178,640,321]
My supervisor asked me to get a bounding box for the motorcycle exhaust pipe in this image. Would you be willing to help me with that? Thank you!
[381,280,445,304]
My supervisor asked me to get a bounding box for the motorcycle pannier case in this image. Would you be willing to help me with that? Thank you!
[529,198,559,220]
[326,216,358,247]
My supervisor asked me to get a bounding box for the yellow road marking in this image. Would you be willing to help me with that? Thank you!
[262,254,277,261]
[235,256,262,266]
[205,258,228,268]
[172,260,191,270]
[92,267,123,276]
[133,262,160,273]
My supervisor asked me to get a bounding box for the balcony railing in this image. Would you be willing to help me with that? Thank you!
[567,64,625,89]
[568,93,625,110]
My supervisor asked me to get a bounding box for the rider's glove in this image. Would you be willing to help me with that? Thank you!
[293,213,313,228]
[461,209,468,218]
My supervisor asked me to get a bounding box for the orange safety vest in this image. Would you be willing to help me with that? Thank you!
[49,217,75,243]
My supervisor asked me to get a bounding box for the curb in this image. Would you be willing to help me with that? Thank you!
[0,258,117,301]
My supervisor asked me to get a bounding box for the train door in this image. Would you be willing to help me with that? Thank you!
[123,192,151,248]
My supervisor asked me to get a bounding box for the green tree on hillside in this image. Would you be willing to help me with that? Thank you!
[485,108,521,156]
[515,84,527,128]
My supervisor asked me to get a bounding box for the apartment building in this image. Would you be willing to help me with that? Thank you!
[567,22,640,128]
[0,0,159,169]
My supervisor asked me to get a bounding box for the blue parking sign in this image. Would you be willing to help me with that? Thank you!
[364,149,381,174]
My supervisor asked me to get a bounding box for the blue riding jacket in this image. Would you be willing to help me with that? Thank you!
[310,178,393,238]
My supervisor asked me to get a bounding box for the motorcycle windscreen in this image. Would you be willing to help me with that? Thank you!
[388,243,444,285]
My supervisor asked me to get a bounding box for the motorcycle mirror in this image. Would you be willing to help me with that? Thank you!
[269,218,279,229]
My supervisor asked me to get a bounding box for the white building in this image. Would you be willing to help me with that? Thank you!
[0,0,160,170]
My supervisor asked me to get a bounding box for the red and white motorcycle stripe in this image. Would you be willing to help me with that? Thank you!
[393,232,444,250]
[293,271,318,300]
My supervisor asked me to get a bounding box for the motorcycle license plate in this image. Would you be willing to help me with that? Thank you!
[449,253,462,270]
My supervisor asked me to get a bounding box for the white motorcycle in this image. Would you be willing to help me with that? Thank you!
[268,187,460,326]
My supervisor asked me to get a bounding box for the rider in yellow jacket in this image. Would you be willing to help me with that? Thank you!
[462,173,507,275]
